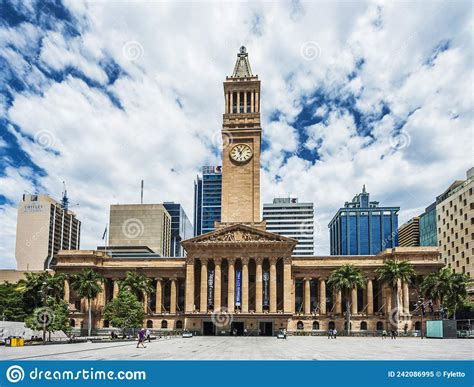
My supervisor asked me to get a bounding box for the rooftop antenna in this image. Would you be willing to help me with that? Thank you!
[61,181,69,211]
[141,180,144,204]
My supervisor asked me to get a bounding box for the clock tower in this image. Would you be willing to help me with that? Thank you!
[219,47,264,228]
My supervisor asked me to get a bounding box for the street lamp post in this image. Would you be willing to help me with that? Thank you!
[42,281,47,344]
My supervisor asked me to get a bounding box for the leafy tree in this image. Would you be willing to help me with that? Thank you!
[0,282,28,321]
[376,259,415,330]
[17,271,65,314]
[421,268,470,319]
[327,265,366,335]
[119,271,153,306]
[103,290,144,335]
[25,299,71,341]
[71,269,104,336]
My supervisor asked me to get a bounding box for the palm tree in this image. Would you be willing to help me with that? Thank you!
[376,259,415,331]
[327,265,366,335]
[71,269,104,336]
[119,272,153,311]
[421,268,469,319]
[17,271,65,311]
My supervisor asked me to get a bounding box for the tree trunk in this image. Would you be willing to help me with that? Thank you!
[396,283,400,332]
[88,297,92,337]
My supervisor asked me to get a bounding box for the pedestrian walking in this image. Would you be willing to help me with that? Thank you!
[333,329,337,339]
[136,328,146,348]
[382,329,387,339]
[146,328,151,343]
[328,329,332,339]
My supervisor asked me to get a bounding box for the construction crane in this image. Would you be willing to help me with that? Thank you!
[61,181,79,211]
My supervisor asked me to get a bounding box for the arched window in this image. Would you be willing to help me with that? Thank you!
[376,321,384,331]
[360,321,368,331]
[297,321,304,330]
[328,321,335,330]
[312,321,320,330]
[344,321,352,331]
[147,320,153,328]
[176,320,183,329]
[415,321,421,331]
[70,319,76,328]
[161,320,168,329]
[103,320,109,328]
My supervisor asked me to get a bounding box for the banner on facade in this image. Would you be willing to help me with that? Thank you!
[263,271,269,307]
[235,269,241,307]
[207,270,214,307]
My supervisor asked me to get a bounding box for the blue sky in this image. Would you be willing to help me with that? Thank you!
[0,0,472,268]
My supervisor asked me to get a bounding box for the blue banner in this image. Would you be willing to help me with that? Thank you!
[0,361,471,387]
[235,270,241,307]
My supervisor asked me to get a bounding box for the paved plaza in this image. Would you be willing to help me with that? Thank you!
[1,336,472,361]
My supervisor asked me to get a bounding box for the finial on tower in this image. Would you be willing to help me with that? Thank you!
[232,46,253,78]
[362,184,367,194]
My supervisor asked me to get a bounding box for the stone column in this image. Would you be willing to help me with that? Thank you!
[200,259,208,313]
[236,92,240,113]
[64,278,70,303]
[351,288,358,315]
[385,285,392,314]
[319,278,326,315]
[230,92,234,113]
[143,292,148,314]
[403,281,409,313]
[214,258,222,311]
[185,260,195,313]
[241,258,249,313]
[255,257,263,313]
[113,279,120,299]
[227,258,235,312]
[243,91,247,113]
[269,257,277,313]
[251,91,254,113]
[225,92,229,114]
[255,91,259,112]
[100,281,106,307]
[170,277,177,314]
[155,278,162,314]
[367,278,374,315]
[283,257,293,313]
[335,290,342,314]
[304,278,311,315]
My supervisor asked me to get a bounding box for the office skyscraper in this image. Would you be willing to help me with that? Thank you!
[163,202,193,257]
[263,198,314,255]
[15,193,81,270]
[398,217,420,247]
[194,166,222,235]
[329,186,399,255]
[419,202,437,246]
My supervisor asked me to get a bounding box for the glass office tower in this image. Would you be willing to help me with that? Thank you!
[329,186,400,255]
[193,166,222,236]
[163,202,193,257]
[419,202,437,246]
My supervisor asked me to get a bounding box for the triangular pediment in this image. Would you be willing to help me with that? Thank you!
[182,223,297,246]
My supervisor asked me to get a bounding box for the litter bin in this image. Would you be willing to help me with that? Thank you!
[5,337,12,347]
[18,337,25,346]
[11,337,18,347]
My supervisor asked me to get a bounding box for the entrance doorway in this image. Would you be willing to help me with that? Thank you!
[259,322,273,336]
[231,322,244,335]
[203,321,216,336]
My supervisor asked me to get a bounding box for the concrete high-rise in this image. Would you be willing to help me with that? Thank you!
[163,202,193,257]
[15,193,81,270]
[263,198,314,256]
[329,186,399,255]
[108,204,171,256]
[398,217,420,247]
[436,167,473,277]
[194,166,222,235]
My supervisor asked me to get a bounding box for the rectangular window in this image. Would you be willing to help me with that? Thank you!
[360,215,369,255]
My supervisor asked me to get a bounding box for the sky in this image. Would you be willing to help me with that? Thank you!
[0,0,472,269]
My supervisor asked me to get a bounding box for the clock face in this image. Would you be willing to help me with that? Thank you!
[230,143,253,163]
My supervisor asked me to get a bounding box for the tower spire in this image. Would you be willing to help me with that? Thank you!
[231,46,253,78]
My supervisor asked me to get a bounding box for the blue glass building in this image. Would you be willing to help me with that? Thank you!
[163,202,193,257]
[329,186,400,255]
[193,166,222,236]
[419,202,437,246]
